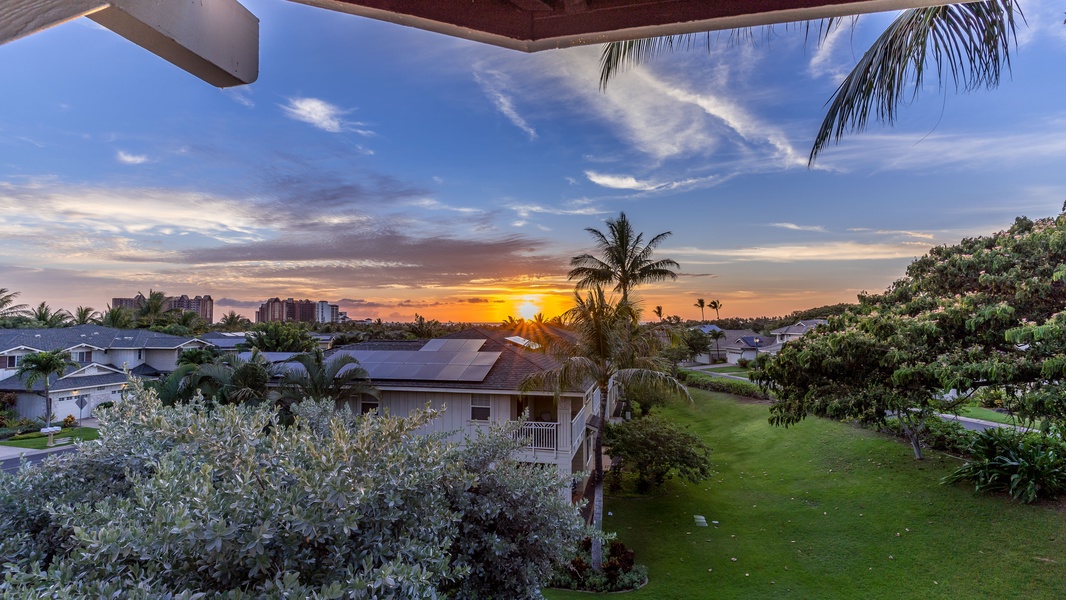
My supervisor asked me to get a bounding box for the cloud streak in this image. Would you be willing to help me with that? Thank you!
[280,97,371,135]
[474,68,538,140]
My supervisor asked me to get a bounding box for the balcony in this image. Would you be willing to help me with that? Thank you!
[510,421,558,451]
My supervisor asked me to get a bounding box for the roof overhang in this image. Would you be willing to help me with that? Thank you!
[293,0,957,53]
[2,0,960,88]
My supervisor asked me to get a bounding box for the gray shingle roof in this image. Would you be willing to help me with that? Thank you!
[769,320,828,336]
[0,325,202,353]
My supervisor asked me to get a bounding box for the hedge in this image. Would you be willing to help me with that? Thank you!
[679,369,771,400]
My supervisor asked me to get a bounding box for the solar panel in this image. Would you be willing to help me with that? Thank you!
[366,362,400,378]
[388,363,424,379]
[426,351,458,365]
[415,363,447,379]
[460,364,493,381]
[437,364,468,380]
[421,339,447,351]
[450,351,479,366]
[471,352,499,366]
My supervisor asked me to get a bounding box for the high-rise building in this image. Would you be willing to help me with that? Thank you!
[256,298,334,324]
[111,293,213,323]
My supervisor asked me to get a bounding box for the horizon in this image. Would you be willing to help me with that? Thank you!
[3,0,1066,323]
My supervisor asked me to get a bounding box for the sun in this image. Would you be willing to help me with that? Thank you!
[516,298,541,320]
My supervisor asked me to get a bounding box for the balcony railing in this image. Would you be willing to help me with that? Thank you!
[570,403,588,452]
[510,421,558,451]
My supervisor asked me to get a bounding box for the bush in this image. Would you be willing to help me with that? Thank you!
[605,415,712,492]
[92,401,114,416]
[61,415,76,429]
[736,358,750,368]
[879,416,975,456]
[548,537,647,592]
[944,427,1066,503]
[679,369,770,400]
[0,380,585,597]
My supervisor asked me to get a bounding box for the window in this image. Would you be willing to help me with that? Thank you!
[5,355,20,368]
[470,395,491,421]
[73,351,93,362]
[360,399,379,415]
[137,349,143,360]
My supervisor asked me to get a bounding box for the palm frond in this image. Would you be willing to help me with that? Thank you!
[809,0,1019,164]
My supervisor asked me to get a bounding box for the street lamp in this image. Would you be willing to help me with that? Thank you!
[753,336,760,365]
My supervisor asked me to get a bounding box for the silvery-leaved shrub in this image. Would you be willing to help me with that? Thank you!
[0,378,584,598]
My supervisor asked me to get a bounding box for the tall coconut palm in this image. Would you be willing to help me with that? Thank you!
[598,1,1019,165]
[0,288,28,319]
[568,212,680,304]
[72,306,100,325]
[694,298,706,322]
[272,348,378,406]
[653,305,664,321]
[136,289,173,327]
[16,350,76,427]
[30,302,72,328]
[708,299,723,320]
[522,287,689,570]
[708,329,726,363]
[99,305,135,329]
[217,310,252,332]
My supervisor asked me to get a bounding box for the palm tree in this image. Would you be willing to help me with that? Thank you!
[217,310,252,331]
[708,299,723,320]
[653,305,664,321]
[178,347,219,366]
[190,352,279,405]
[522,287,689,570]
[99,304,135,329]
[694,298,706,322]
[707,329,726,363]
[136,289,173,327]
[272,348,378,406]
[568,212,680,304]
[143,364,198,406]
[598,1,1019,165]
[72,306,100,325]
[168,310,206,333]
[0,288,28,318]
[15,350,76,428]
[30,302,72,328]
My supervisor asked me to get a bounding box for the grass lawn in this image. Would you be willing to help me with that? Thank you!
[0,427,99,449]
[956,405,1041,429]
[544,390,1066,599]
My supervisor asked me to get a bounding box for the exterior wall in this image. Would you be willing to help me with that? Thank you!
[106,348,145,371]
[145,348,183,372]
[14,383,124,421]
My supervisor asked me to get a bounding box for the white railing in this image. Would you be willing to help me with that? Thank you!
[571,404,588,452]
[510,421,558,451]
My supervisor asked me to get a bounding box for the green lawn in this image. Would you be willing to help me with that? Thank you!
[0,427,99,449]
[956,405,1041,429]
[544,390,1066,599]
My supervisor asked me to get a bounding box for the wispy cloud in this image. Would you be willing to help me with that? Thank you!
[849,228,935,240]
[771,222,828,233]
[584,170,725,192]
[508,202,608,218]
[280,97,371,135]
[473,68,538,140]
[669,240,933,262]
[116,151,148,165]
[807,20,853,81]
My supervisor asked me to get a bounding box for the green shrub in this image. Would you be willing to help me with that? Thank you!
[679,369,770,400]
[944,427,1066,503]
[548,537,647,592]
[880,416,975,456]
[605,415,712,492]
[61,415,76,429]
[736,358,750,368]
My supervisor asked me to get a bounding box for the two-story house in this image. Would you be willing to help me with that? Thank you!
[0,325,209,422]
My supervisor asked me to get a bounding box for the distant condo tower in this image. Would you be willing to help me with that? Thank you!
[112,293,213,323]
[257,298,344,324]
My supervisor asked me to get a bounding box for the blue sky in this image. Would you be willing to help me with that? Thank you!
[2,0,1066,323]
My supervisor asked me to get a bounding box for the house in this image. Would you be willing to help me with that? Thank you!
[695,329,759,364]
[770,320,828,344]
[725,335,781,365]
[257,328,601,490]
[0,325,209,422]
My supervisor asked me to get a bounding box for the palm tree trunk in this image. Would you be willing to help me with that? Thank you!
[44,382,51,427]
[591,381,609,571]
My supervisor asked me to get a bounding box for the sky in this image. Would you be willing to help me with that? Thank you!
[2,0,1066,324]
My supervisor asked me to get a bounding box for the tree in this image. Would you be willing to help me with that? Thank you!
[30,302,71,328]
[244,321,317,353]
[99,304,135,329]
[708,299,723,320]
[272,348,378,407]
[15,350,76,427]
[604,414,712,492]
[707,329,726,363]
[71,306,100,325]
[694,298,706,322]
[653,305,664,321]
[598,1,1019,165]
[568,212,680,304]
[0,288,28,319]
[142,363,198,406]
[166,309,206,333]
[136,289,173,327]
[408,313,443,338]
[0,382,583,597]
[521,287,689,570]
[755,213,1066,459]
[190,352,280,405]
[216,310,252,331]
[178,347,220,366]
